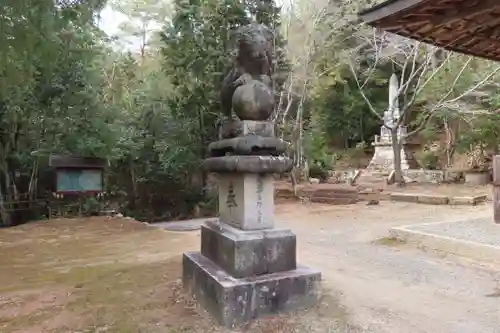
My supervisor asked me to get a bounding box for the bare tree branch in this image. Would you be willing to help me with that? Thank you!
[442,65,500,106]
[348,59,384,121]
[406,111,433,138]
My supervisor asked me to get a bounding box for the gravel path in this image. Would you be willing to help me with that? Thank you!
[403,218,500,246]
[275,202,500,333]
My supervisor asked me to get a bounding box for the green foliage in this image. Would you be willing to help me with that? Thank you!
[106,0,288,222]
[310,76,385,148]
[308,163,329,182]
[456,113,500,154]
[7,0,500,226]
[417,151,440,170]
[0,0,113,226]
[419,124,440,142]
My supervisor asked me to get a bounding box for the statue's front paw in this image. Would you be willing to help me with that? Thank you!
[232,73,252,88]
[259,74,272,86]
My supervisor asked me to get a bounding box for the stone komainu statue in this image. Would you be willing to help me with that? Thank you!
[220,23,275,121]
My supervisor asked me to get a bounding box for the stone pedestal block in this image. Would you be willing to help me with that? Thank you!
[218,173,275,230]
[464,171,490,186]
[221,119,275,138]
[203,156,292,174]
[209,136,288,157]
[183,113,320,327]
[183,252,321,328]
[201,220,296,278]
[368,142,418,170]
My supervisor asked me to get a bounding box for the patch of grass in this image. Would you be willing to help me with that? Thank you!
[373,236,406,247]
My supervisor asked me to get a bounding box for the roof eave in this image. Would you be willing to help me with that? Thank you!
[358,0,426,24]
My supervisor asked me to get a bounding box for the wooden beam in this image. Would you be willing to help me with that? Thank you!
[359,0,426,24]
[366,0,500,31]
[431,0,500,31]
[358,0,500,62]
[377,19,428,31]
[393,0,500,29]
[440,21,500,48]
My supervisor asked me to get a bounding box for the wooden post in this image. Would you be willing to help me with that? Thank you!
[493,156,500,224]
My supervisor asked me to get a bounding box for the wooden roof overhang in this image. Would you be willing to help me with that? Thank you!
[358,0,500,62]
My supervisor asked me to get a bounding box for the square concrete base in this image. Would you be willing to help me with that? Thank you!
[201,220,296,278]
[183,252,321,328]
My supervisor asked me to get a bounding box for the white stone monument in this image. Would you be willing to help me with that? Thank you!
[368,73,418,170]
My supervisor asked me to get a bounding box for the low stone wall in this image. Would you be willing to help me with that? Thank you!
[389,192,487,205]
[327,170,364,184]
[329,169,464,184]
[402,169,463,184]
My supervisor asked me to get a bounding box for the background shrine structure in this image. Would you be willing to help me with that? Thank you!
[358,0,500,223]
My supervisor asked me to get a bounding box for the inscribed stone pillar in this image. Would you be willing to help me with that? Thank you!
[218,173,274,230]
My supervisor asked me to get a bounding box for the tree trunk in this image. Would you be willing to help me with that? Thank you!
[0,183,10,227]
[129,159,138,208]
[197,109,207,193]
[290,168,298,197]
[391,128,404,185]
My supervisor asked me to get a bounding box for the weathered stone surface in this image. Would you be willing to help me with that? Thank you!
[464,171,490,186]
[220,119,275,139]
[443,170,463,183]
[232,80,274,121]
[209,136,288,157]
[390,193,449,205]
[183,252,321,328]
[389,218,500,265]
[220,24,274,121]
[390,193,487,206]
[203,156,292,174]
[184,22,321,328]
[311,197,358,205]
[368,142,419,170]
[417,194,449,205]
[310,196,358,205]
[201,220,296,278]
[332,168,466,185]
[218,173,274,230]
[449,195,487,206]
[390,193,419,203]
[310,188,359,205]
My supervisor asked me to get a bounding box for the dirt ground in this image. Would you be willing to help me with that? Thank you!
[1,201,499,332]
[0,216,350,333]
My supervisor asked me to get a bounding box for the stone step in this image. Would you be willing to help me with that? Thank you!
[310,196,358,205]
[275,188,296,199]
[389,193,488,206]
[183,251,321,328]
[357,176,386,183]
[358,172,389,180]
[313,188,358,196]
[274,186,359,205]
